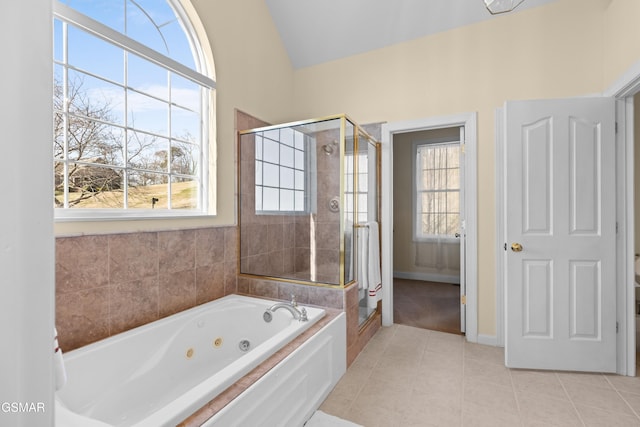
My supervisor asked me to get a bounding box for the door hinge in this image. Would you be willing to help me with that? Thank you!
[615,122,618,134]
[461,144,466,154]
[616,321,619,333]
[461,295,467,305]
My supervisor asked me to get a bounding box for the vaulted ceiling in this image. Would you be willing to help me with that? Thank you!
[265,0,559,68]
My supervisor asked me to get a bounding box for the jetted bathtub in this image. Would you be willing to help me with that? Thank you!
[55,294,346,427]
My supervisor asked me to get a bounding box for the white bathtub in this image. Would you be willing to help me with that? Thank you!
[55,294,344,427]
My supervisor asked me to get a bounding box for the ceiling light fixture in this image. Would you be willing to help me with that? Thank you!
[484,0,525,14]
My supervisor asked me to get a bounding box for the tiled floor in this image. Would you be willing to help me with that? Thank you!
[320,324,640,427]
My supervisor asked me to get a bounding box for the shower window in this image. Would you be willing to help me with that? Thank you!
[255,128,308,213]
[414,142,460,240]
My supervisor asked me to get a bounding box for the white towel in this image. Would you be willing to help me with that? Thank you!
[345,220,354,282]
[54,328,67,391]
[366,221,382,311]
[356,225,369,291]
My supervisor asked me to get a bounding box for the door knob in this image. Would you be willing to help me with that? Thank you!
[511,243,523,252]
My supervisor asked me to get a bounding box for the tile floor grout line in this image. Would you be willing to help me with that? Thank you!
[505,367,526,427]
[555,371,587,427]
[341,325,398,421]
[604,374,640,421]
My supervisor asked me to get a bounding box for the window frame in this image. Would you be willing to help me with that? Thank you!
[344,151,370,225]
[412,138,461,242]
[254,128,310,215]
[53,1,215,221]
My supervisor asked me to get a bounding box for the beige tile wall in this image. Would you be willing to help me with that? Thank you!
[238,113,344,285]
[55,226,237,351]
[55,222,379,362]
[238,127,305,279]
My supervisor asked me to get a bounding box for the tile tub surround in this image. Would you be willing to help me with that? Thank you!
[55,226,238,351]
[238,277,380,366]
[56,223,379,366]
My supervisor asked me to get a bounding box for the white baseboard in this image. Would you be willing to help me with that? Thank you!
[476,334,500,347]
[393,270,460,284]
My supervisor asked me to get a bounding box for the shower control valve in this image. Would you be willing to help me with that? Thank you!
[328,197,340,213]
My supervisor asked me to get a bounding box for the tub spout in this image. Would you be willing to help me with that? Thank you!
[265,302,308,322]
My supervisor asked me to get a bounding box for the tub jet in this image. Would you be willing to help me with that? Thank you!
[238,340,251,352]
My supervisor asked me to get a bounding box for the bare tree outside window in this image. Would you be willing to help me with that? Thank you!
[415,143,460,238]
[54,76,125,207]
[54,76,200,209]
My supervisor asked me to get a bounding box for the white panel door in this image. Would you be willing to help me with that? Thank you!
[504,97,617,372]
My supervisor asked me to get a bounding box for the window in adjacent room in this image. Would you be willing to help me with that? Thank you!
[414,141,461,240]
[53,0,215,218]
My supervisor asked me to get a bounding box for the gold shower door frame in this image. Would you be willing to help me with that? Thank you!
[237,114,381,289]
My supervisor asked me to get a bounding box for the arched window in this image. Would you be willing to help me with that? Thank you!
[53,0,215,218]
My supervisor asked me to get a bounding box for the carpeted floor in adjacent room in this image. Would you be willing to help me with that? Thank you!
[393,278,462,335]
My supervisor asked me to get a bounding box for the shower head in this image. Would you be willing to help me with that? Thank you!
[322,140,338,155]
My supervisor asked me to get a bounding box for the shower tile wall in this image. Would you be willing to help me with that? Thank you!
[239,173,310,279]
[238,113,346,284]
[314,128,341,284]
[55,226,237,351]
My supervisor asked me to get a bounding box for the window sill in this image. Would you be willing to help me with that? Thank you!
[53,211,225,237]
[54,209,212,222]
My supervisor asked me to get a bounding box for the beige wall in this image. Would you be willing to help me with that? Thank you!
[182,0,297,221]
[291,0,639,336]
[603,0,640,89]
[393,128,461,280]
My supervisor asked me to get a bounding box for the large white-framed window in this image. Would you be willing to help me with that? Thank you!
[413,140,461,241]
[53,0,215,219]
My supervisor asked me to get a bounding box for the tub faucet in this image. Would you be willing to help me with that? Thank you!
[264,302,308,322]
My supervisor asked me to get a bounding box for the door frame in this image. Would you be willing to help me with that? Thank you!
[495,64,640,375]
[381,112,478,343]
[605,66,639,376]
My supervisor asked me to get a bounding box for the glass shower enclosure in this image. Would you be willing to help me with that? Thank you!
[238,114,381,323]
